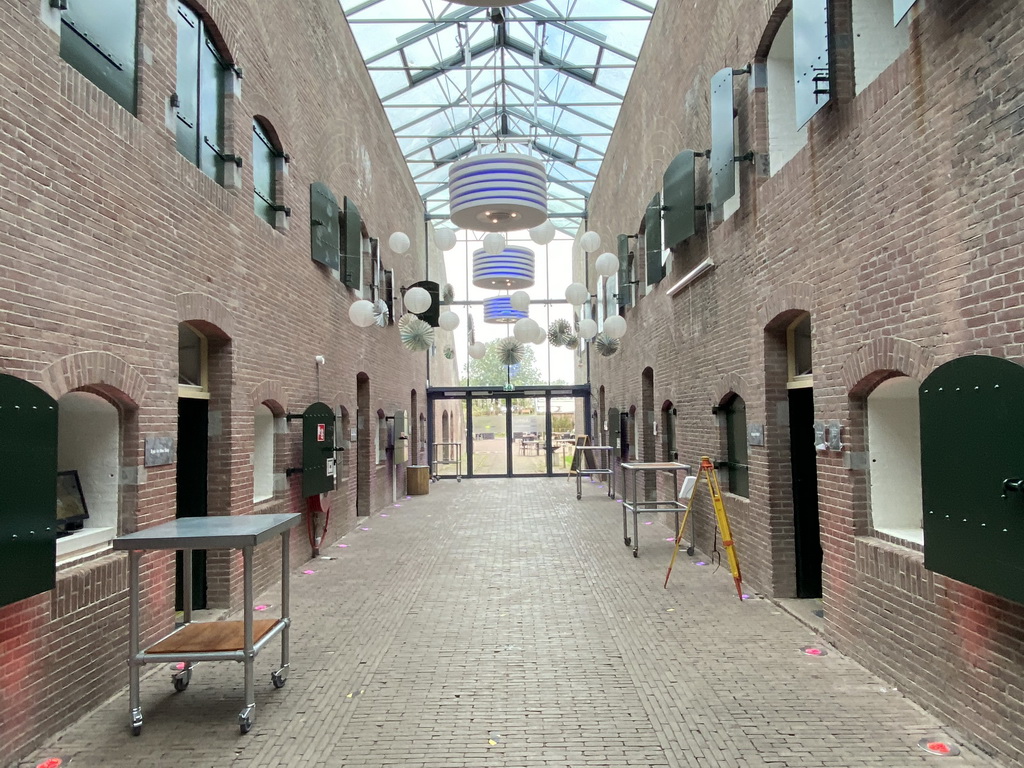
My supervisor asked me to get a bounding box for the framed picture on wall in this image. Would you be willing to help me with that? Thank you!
[56,469,90,534]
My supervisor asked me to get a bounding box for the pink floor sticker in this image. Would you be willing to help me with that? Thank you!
[381,514,389,517]
[254,605,268,611]
[360,527,370,531]
[644,521,653,525]
[338,543,349,548]
[303,570,316,575]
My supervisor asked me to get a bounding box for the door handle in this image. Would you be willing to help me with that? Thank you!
[1001,478,1023,498]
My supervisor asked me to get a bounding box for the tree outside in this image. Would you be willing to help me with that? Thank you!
[462,341,545,388]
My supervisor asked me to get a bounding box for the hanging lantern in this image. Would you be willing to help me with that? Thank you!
[349,299,376,328]
[594,252,619,277]
[448,154,547,232]
[373,299,390,328]
[603,315,627,339]
[513,317,540,343]
[438,310,460,331]
[433,227,458,251]
[495,337,525,366]
[482,232,506,255]
[547,318,572,347]
[399,316,435,352]
[472,246,535,290]
[388,231,410,254]
[404,286,432,314]
[529,220,556,245]
[510,290,531,312]
[580,231,601,252]
[593,334,620,357]
[578,318,598,340]
[533,325,547,345]
[483,296,527,324]
[468,341,487,359]
[565,282,589,306]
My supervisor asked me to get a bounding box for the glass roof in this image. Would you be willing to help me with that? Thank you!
[341,0,657,234]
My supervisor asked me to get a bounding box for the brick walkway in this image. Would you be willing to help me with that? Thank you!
[17,478,1003,768]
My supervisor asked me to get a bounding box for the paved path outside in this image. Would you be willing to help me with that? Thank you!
[17,477,1003,768]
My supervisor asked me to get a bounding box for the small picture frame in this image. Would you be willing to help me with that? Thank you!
[56,469,90,533]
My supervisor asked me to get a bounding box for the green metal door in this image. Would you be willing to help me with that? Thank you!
[0,375,58,608]
[920,355,1024,604]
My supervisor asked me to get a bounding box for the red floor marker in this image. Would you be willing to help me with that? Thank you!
[917,738,960,756]
[37,759,62,768]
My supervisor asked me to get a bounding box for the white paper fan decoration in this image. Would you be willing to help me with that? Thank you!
[373,299,390,328]
[399,316,435,352]
[547,318,572,346]
[443,345,454,359]
[495,337,525,366]
[593,333,620,357]
[563,334,579,350]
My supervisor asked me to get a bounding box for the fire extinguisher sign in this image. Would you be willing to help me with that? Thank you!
[317,423,326,442]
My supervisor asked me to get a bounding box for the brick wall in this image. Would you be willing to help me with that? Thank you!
[586,0,1024,763]
[0,0,458,761]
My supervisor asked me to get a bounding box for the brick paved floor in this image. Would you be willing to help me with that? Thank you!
[17,478,1004,768]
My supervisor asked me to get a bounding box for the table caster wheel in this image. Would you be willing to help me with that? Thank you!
[271,671,286,689]
[240,717,252,735]
[624,537,631,546]
[576,493,581,500]
[173,676,189,692]
[457,477,462,483]
[131,725,142,737]
[686,545,695,556]
[633,550,639,558]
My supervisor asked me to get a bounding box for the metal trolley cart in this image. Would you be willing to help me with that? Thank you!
[570,445,615,500]
[430,441,462,482]
[621,462,691,557]
[112,513,302,736]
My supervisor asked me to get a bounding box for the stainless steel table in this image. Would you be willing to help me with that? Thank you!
[621,462,692,557]
[113,513,301,735]
[430,441,462,481]
[570,445,615,500]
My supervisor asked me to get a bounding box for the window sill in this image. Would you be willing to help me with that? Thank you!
[872,526,924,549]
[57,527,115,564]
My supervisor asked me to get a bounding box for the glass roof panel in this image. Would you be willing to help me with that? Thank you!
[342,0,656,232]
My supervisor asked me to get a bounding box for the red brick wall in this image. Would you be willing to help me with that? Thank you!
[587,0,1024,763]
[0,0,458,761]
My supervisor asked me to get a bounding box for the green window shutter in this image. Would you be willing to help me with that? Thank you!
[710,69,736,208]
[725,396,749,497]
[253,122,276,226]
[342,197,362,288]
[793,0,832,128]
[608,407,620,445]
[893,0,915,24]
[174,4,200,164]
[645,193,664,286]
[616,234,632,309]
[309,183,340,270]
[663,150,697,248]
[60,0,137,113]
[198,36,226,183]
[0,375,58,608]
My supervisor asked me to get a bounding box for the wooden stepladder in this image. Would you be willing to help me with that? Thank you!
[664,456,743,600]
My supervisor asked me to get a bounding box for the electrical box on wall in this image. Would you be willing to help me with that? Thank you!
[302,402,336,498]
[393,409,409,465]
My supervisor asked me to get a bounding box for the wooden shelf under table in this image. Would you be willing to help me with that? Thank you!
[147,619,279,655]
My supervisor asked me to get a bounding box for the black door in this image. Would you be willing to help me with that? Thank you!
[789,388,822,598]
[175,397,208,610]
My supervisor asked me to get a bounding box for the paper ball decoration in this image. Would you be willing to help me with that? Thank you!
[603,315,627,339]
[593,334,620,357]
[578,318,598,340]
[373,299,390,328]
[349,299,376,328]
[580,231,601,252]
[388,231,411,254]
[533,326,547,344]
[399,316,435,352]
[513,317,540,343]
[468,341,487,359]
[434,228,458,251]
[495,337,525,366]
[438,310,460,331]
[482,232,506,255]
[443,345,454,359]
[547,318,572,346]
[565,282,589,306]
[564,334,579,350]
[510,290,531,312]
[594,252,619,277]
[443,283,455,303]
[404,286,431,314]
[529,220,556,245]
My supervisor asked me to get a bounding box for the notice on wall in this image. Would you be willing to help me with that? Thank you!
[144,436,174,467]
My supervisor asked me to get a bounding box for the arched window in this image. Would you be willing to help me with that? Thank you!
[766,12,807,175]
[57,0,138,113]
[253,118,289,227]
[722,394,749,497]
[178,323,209,399]
[867,376,922,543]
[253,403,275,502]
[661,403,677,462]
[853,0,910,95]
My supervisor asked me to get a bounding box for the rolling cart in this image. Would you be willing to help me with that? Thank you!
[621,462,692,557]
[430,441,462,482]
[112,513,301,736]
[570,445,615,500]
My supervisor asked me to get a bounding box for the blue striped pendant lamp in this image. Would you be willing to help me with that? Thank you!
[449,154,547,232]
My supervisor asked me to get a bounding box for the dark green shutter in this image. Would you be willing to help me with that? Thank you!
[710,69,735,208]
[253,122,276,226]
[198,36,226,183]
[921,355,1024,605]
[793,0,831,128]
[616,235,631,309]
[302,402,336,498]
[608,407,620,445]
[0,375,58,608]
[645,193,664,286]
[663,150,696,248]
[174,4,200,164]
[410,280,440,327]
[725,396,749,497]
[60,0,137,113]
[342,197,362,288]
[310,183,340,270]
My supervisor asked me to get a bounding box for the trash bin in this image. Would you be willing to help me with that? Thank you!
[407,465,430,495]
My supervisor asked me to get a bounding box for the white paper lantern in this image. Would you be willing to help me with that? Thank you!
[433,227,458,251]
[510,290,531,312]
[565,282,589,306]
[438,310,460,331]
[529,220,556,245]
[604,315,627,339]
[513,317,540,343]
[468,341,487,359]
[348,299,376,328]
[578,318,598,340]
[482,232,506,255]
[388,231,410,254]
[594,252,619,277]
[580,231,601,252]
[533,325,547,345]
[404,286,432,314]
